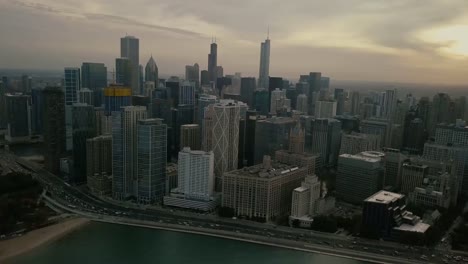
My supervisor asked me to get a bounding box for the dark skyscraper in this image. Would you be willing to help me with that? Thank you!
[258,36,271,89]
[43,87,66,174]
[185,63,200,89]
[145,56,159,87]
[120,36,140,95]
[72,103,96,183]
[0,81,6,129]
[268,77,283,93]
[334,88,345,115]
[21,74,32,94]
[31,88,44,135]
[240,77,256,107]
[254,89,269,115]
[116,58,132,87]
[200,70,209,86]
[81,62,107,107]
[208,41,218,83]
[5,94,31,143]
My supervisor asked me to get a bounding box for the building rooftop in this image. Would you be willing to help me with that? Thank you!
[294,186,309,192]
[365,190,404,204]
[227,161,301,179]
[339,152,383,163]
[393,222,430,233]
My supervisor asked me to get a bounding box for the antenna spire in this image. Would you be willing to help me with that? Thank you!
[267,26,270,39]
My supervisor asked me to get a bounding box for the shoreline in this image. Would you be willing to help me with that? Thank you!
[95,218,417,264]
[0,217,89,263]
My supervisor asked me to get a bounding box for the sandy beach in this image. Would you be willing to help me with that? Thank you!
[0,217,89,262]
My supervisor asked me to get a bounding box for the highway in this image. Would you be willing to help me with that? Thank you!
[4,150,467,264]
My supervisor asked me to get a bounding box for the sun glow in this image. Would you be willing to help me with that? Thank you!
[420,24,468,57]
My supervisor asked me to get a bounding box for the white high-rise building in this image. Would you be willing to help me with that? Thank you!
[314,100,337,118]
[178,148,214,200]
[258,36,270,89]
[296,94,308,113]
[112,106,147,200]
[381,89,398,119]
[205,100,244,191]
[121,36,140,95]
[164,148,217,211]
[270,88,290,115]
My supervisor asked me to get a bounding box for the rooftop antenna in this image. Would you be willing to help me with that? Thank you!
[267,26,270,40]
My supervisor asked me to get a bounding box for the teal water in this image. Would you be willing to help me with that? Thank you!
[12,223,366,264]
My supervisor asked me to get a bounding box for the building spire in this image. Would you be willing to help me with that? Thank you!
[267,26,269,40]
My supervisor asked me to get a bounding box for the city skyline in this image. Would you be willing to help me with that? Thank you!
[2,1,468,85]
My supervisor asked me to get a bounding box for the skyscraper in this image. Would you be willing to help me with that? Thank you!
[87,135,113,196]
[43,87,66,174]
[0,81,6,129]
[81,62,107,107]
[180,124,201,150]
[163,148,217,211]
[78,88,94,106]
[208,41,218,83]
[336,151,385,204]
[240,77,256,107]
[200,70,209,86]
[145,56,158,88]
[296,94,308,114]
[270,88,291,115]
[137,118,167,204]
[254,117,297,164]
[64,67,81,105]
[205,100,243,191]
[258,36,271,89]
[5,94,31,143]
[185,63,200,89]
[112,106,147,200]
[179,81,195,105]
[334,88,345,115]
[307,118,342,167]
[120,36,140,94]
[21,75,32,94]
[314,100,337,118]
[350,91,360,115]
[72,103,96,183]
[103,85,132,115]
[116,58,132,87]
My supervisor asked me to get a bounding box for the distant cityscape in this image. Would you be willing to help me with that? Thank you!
[2,33,468,263]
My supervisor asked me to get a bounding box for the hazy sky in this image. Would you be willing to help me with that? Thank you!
[1,0,468,85]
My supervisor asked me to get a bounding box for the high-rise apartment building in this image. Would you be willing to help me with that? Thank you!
[81,62,107,107]
[361,118,390,148]
[137,119,167,204]
[112,106,147,200]
[204,100,243,191]
[164,148,217,211]
[185,63,199,89]
[270,88,290,115]
[240,77,256,107]
[180,124,201,150]
[296,94,308,114]
[87,135,112,196]
[78,88,94,106]
[334,88,345,115]
[197,94,217,133]
[314,100,337,118]
[307,118,342,167]
[120,36,140,94]
[5,94,31,143]
[253,89,269,115]
[336,151,384,204]
[383,148,407,190]
[43,87,66,174]
[64,67,81,105]
[258,37,270,89]
[72,103,96,183]
[103,85,132,115]
[350,91,360,115]
[290,174,325,226]
[179,81,195,106]
[115,57,132,87]
[254,117,297,164]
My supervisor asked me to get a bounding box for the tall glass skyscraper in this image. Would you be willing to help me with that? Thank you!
[64,67,81,105]
[258,36,270,89]
[145,56,158,87]
[81,62,107,107]
[120,36,139,95]
[137,118,167,204]
[72,103,96,183]
[103,85,132,115]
